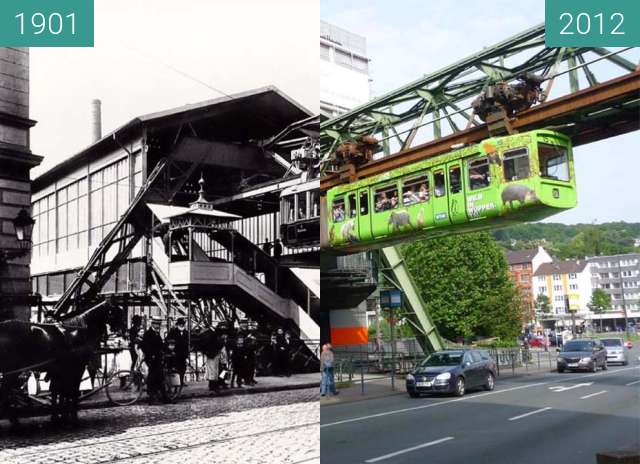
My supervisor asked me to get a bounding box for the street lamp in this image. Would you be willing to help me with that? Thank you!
[0,208,35,263]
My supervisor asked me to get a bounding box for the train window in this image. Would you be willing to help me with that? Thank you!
[434,171,446,197]
[468,157,491,190]
[332,198,345,222]
[310,191,320,218]
[402,175,429,206]
[360,191,369,215]
[297,192,307,220]
[283,195,295,222]
[539,143,570,181]
[449,166,462,194]
[503,148,530,181]
[374,185,399,212]
[348,193,357,218]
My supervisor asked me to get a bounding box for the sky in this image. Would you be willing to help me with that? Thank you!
[322,0,640,225]
[30,0,319,177]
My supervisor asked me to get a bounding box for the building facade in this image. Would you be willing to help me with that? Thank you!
[532,260,593,326]
[587,253,640,328]
[506,246,552,320]
[0,48,42,320]
[320,21,370,118]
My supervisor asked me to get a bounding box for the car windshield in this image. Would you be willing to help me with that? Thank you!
[421,352,463,366]
[562,341,593,352]
[601,339,623,347]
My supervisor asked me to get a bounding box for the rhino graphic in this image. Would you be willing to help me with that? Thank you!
[501,184,539,209]
[388,210,412,232]
[341,220,357,242]
[416,208,426,229]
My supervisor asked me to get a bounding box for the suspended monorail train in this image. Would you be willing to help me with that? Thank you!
[321,129,576,254]
[280,178,320,248]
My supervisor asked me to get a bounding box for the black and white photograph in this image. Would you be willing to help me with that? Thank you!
[0,1,320,463]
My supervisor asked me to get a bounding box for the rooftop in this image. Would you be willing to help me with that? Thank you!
[506,249,540,265]
[534,260,589,276]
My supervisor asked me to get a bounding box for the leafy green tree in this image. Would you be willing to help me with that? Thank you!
[401,232,524,342]
[535,294,552,322]
[588,288,612,332]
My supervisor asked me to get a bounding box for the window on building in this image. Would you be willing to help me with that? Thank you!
[569,284,578,290]
[568,273,577,279]
[503,148,530,181]
[553,274,561,281]
[554,285,563,291]
[555,295,564,302]
[468,157,490,190]
[600,273,610,279]
[538,286,547,293]
[539,143,570,181]
[537,275,545,282]
[601,283,611,289]
[520,275,530,283]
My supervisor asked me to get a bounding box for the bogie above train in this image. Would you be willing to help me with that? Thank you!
[322,129,576,254]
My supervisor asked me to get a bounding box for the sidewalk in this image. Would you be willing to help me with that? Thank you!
[321,359,557,406]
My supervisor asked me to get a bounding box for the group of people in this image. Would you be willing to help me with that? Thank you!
[261,238,283,258]
[375,191,399,212]
[402,183,429,206]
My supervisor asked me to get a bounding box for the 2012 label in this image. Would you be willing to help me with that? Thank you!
[559,12,625,35]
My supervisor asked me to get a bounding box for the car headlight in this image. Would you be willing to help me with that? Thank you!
[435,372,451,381]
[580,357,592,363]
[406,373,415,381]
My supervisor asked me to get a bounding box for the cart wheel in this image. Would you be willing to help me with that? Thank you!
[106,370,143,406]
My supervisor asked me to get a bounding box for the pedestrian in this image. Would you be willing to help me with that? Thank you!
[167,317,189,387]
[245,333,258,385]
[274,238,283,259]
[268,334,279,375]
[320,343,338,396]
[282,331,294,377]
[141,316,168,404]
[262,238,273,256]
[231,337,248,388]
[129,315,142,372]
[275,328,287,376]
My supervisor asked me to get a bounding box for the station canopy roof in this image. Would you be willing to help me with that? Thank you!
[33,86,313,193]
[147,203,241,224]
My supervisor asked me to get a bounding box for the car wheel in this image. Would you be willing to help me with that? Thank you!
[483,373,495,391]
[409,392,420,398]
[557,367,564,373]
[602,360,608,371]
[454,377,465,397]
[623,360,628,366]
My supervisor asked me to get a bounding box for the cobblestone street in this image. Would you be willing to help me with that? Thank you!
[0,388,319,464]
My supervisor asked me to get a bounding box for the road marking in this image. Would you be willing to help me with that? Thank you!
[321,366,640,428]
[549,382,593,392]
[625,380,640,386]
[364,437,454,463]
[508,407,552,421]
[580,390,608,399]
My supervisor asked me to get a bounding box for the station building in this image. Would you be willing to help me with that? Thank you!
[506,246,553,321]
[29,88,319,357]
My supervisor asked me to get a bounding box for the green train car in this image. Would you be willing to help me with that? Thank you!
[321,129,576,254]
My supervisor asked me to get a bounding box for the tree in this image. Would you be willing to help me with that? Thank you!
[588,289,612,332]
[401,232,524,342]
[535,294,552,322]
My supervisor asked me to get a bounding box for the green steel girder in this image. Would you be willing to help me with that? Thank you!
[320,22,638,174]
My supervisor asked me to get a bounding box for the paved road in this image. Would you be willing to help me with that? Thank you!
[0,388,319,464]
[321,355,640,464]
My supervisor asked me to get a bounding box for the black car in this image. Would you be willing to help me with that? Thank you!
[557,338,607,373]
[406,350,497,398]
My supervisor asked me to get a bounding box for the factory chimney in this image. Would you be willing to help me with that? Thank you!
[91,99,102,142]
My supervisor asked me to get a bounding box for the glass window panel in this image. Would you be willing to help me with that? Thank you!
[298,192,308,220]
[503,148,530,181]
[90,171,102,191]
[48,209,56,240]
[79,231,88,249]
[539,144,569,181]
[117,183,129,216]
[78,196,88,231]
[133,152,142,173]
[134,172,143,193]
[360,191,369,216]
[68,199,78,234]
[449,166,462,194]
[104,183,118,223]
[58,203,67,237]
[117,158,129,179]
[402,175,429,206]
[374,185,399,212]
[67,182,78,200]
[468,158,491,190]
[91,190,102,228]
[332,198,345,222]
[78,178,88,195]
[348,193,356,218]
[58,187,67,205]
[434,171,446,197]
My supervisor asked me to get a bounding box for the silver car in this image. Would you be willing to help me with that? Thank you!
[601,338,629,365]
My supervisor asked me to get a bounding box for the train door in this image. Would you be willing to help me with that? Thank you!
[432,169,450,226]
[447,161,467,224]
[357,188,372,241]
[346,192,359,240]
[372,182,401,239]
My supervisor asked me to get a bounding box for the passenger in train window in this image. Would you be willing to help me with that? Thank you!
[375,192,389,212]
[389,191,399,209]
[418,183,429,202]
[403,187,419,206]
[333,203,345,222]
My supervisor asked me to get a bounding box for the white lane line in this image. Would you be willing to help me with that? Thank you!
[625,380,640,386]
[321,365,640,428]
[364,437,454,463]
[508,407,552,421]
[580,390,608,399]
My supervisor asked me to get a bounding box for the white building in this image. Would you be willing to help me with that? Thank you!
[533,259,593,325]
[320,21,371,118]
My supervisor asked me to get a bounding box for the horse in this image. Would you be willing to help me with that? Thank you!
[0,299,123,426]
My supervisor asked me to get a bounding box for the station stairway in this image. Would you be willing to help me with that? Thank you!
[380,246,444,353]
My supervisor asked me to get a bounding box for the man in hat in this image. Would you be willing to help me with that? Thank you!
[168,317,189,387]
[128,315,143,372]
[142,316,167,403]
